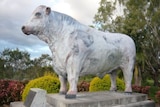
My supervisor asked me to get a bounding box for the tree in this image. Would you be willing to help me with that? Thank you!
[0,58,5,78]
[0,48,54,80]
[122,0,160,86]
[0,48,31,71]
[0,48,32,79]
[143,0,160,86]
[33,54,52,67]
[94,0,116,32]
[24,54,53,79]
[94,0,160,86]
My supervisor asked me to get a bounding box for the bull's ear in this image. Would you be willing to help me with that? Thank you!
[46,7,51,15]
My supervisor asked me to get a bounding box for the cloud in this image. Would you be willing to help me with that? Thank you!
[64,0,99,25]
[51,0,99,25]
[0,0,99,58]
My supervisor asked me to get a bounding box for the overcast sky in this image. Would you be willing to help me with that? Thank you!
[0,0,99,59]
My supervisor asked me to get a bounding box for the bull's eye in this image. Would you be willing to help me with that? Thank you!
[35,12,41,17]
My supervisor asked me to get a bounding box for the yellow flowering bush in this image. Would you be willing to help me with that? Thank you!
[89,74,125,92]
[22,75,60,101]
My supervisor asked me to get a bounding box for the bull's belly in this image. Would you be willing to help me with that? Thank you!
[79,55,121,77]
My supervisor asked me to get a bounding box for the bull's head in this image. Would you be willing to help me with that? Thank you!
[22,5,51,35]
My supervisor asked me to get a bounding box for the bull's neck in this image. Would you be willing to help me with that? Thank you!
[38,11,87,47]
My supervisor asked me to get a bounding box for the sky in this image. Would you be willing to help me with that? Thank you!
[0,0,99,59]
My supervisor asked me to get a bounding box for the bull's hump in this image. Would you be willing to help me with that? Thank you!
[70,30,94,48]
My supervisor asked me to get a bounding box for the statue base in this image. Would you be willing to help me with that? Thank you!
[47,91,155,107]
[10,91,155,107]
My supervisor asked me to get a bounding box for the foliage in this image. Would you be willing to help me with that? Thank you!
[0,48,54,80]
[0,48,31,72]
[0,80,24,105]
[89,75,125,92]
[132,85,160,102]
[78,81,90,92]
[22,75,60,101]
[132,85,150,94]
[22,54,53,80]
[155,91,160,104]
[149,86,160,101]
[79,75,95,82]
[33,54,52,67]
[94,0,116,32]
[43,71,58,77]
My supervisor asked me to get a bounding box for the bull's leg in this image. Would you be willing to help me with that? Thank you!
[109,71,117,91]
[65,59,80,99]
[121,61,134,93]
[65,47,87,99]
[66,71,79,99]
[123,70,133,93]
[59,75,67,95]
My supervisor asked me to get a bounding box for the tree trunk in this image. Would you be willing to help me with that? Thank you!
[134,65,142,86]
[153,73,159,86]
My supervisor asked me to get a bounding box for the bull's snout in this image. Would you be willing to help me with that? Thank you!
[21,26,25,31]
[21,26,39,35]
[21,26,30,35]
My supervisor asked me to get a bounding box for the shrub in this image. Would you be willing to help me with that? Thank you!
[132,85,142,93]
[43,71,58,77]
[132,85,150,95]
[0,80,24,105]
[22,75,60,101]
[155,91,160,104]
[78,81,90,92]
[149,86,160,101]
[141,86,150,94]
[89,74,125,92]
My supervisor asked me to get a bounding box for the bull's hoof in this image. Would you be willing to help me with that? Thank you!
[110,90,117,92]
[59,91,66,95]
[110,89,117,92]
[124,92,132,95]
[65,94,76,99]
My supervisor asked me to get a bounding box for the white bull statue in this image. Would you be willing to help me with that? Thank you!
[22,5,136,99]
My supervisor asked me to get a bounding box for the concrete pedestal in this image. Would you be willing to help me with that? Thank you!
[24,88,47,107]
[47,91,155,107]
[10,91,155,107]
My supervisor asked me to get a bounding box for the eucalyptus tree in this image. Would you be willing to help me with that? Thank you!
[0,48,31,79]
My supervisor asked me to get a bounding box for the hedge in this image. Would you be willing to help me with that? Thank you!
[89,74,125,92]
[22,75,60,101]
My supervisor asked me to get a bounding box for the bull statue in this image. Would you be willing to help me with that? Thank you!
[22,5,136,99]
